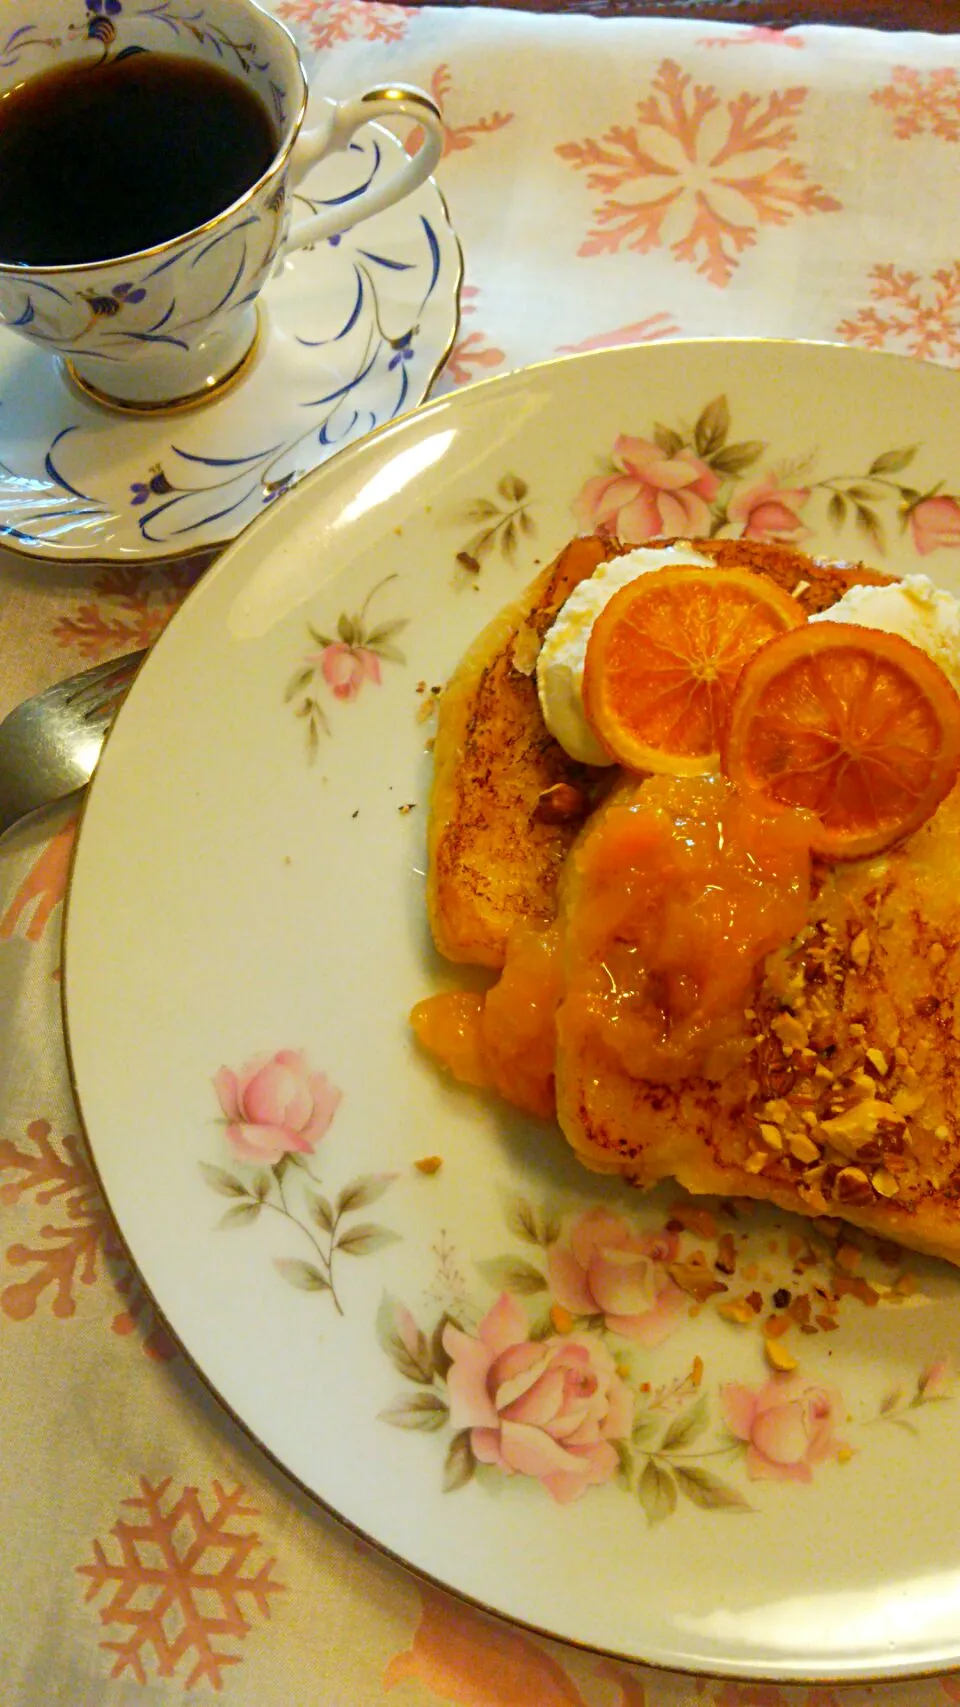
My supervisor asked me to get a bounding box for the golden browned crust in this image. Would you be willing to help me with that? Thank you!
[427,536,620,966]
[428,534,894,968]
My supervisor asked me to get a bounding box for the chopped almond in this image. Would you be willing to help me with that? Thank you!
[763,1313,791,1339]
[765,1336,799,1372]
[715,1231,738,1275]
[717,1297,755,1325]
[667,1252,728,1302]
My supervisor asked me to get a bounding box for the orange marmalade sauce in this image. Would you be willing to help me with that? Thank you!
[563,775,813,1084]
[410,925,562,1119]
[412,775,814,1111]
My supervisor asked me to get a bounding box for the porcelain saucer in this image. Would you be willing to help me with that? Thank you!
[0,121,462,564]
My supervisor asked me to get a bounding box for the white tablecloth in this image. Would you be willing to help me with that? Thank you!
[5,5,960,1702]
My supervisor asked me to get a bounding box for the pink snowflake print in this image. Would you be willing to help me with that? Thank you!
[872,67,960,141]
[274,0,409,50]
[77,1478,285,1687]
[404,64,514,162]
[837,262,960,364]
[556,59,841,288]
[440,287,505,389]
[711,1689,797,1707]
[1,1117,174,1361]
[555,311,681,353]
[443,331,505,387]
[51,560,204,662]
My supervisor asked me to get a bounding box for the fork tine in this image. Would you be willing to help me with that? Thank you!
[60,652,148,722]
[56,650,147,705]
[0,647,147,839]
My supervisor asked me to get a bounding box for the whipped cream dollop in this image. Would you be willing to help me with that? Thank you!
[537,554,960,767]
[809,573,960,693]
[535,542,713,765]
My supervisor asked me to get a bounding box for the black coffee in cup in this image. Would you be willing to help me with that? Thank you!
[0,53,278,266]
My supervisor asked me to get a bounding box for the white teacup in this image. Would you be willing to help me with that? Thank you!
[0,0,444,410]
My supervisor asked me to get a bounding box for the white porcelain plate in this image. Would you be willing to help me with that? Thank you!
[65,342,960,1683]
[0,120,460,563]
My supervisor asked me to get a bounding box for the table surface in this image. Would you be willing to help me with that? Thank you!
[6,3,960,1705]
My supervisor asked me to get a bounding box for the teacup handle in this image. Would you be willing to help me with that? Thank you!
[283,85,444,254]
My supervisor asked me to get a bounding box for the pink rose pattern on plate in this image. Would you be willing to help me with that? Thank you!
[546,1206,686,1347]
[573,436,721,540]
[909,494,960,556]
[571,394,960,559]
[727,479,811,543]
[720,1376,847,1483]
[213,1050,341,1165]
[205,1051,398,1316]
[285,574,408,759]
[443,1292,633,1505]
[378,1193,953,1518]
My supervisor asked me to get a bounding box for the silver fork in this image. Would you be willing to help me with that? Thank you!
[0,648,146,841]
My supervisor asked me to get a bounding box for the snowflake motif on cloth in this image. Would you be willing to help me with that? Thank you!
[50,562,204,662]
[873,67,960,142]
[556,59,841,288]
[77,1478,285,1687]
[0,1118,174,1358]
[838,262,960,365]
[440,285,505,390]
[274,0,409,51]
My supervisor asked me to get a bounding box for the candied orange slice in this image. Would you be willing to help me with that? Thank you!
[722,622,960,859]
[582,566,806,774]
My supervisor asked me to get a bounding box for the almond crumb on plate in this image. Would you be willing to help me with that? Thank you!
[765,1336,799,1372]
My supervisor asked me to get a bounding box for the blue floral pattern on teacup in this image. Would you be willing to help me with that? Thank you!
[0,22,64,67]
[77,0,281,86]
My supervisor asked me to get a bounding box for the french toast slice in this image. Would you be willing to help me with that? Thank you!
[427,535,618,967]
[554,774,960,1266]
[428,535,892,968]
